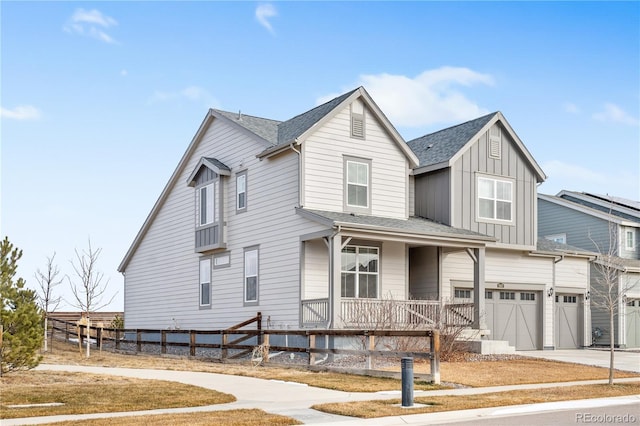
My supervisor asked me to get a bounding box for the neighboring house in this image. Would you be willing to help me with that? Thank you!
[119,87,593,352]
[538,191,640,348]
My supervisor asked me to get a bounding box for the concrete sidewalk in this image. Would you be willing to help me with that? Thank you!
[4,364,639,425]
[518,348,640,373]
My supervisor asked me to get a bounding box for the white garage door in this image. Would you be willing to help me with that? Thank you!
[485,290,541,350]
[555,294,581,349]
[626,299,640,349]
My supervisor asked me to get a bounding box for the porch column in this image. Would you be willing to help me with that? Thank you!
[473,247,486,330]
[330,233,342,328]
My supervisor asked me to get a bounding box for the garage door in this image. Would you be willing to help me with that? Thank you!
[485,290,541,350]
[626,299,640,349]
[555,294,581,348]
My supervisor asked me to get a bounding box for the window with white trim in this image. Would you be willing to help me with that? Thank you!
[244,247,258,304]
[341,245,378,298]
[198,183,215,226]
[625,229,635,251]
[199,258,211,306]
[236,171,247,213]
[345,159,370,209]
[478,176,513,221]
[454,289,471,299]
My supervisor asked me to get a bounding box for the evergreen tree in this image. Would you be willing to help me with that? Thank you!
[0,237,43,375]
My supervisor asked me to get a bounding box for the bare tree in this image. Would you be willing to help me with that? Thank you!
[34,253,63,352]
[589,204,637,385]
[68,240,116,357]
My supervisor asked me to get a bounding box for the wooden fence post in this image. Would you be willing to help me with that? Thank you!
[221,332,228,360]
[308,333,316,366]
[190,330,196,357]
[161,330,167,354]
[97,327,102,352]
[115,328,121,350]
[366,332,375,370]
[257,312,262,346]
[65,321,69,342]
[136,330,142,353]
[262,333,269,364]
[430,330,440,384]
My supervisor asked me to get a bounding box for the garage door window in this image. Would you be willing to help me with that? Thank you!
[485,291,493,299]
[500,291,515,300]
[563,295,577,303]
[520,292,536,301]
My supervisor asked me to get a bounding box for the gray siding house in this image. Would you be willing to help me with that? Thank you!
[119,87,593,352]
[538,191,640,348]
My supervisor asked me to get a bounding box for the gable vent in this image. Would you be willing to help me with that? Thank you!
[351,114,364,138]
[489,125,501,159]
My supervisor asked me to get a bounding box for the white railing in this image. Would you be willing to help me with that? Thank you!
[301,298,474,328]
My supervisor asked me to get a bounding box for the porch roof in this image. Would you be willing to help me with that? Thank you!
[297,208,496,245]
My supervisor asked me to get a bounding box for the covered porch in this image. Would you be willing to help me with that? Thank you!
[296,208,495,330]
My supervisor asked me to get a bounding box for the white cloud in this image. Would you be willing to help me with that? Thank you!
[256,4,277,34]
[563,102,580,114]
[319,67,494,127]
[540,160,639,201]
[149,86,219,107]
[0,105,41,120]
[592,103,638,126]
[64,8,118,44]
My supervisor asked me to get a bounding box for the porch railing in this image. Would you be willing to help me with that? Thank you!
[301,298,474,328]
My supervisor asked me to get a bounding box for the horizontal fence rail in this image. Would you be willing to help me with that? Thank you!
[48,315,441,383]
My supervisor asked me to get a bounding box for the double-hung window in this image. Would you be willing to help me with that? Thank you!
[236,171,247,213]
[244,247,258,304]
[344,157,371,213]
[478,176,513,222]
[199,258,211,307]
[341,245,379,298]
[199,183,215,226]
[625,229,636,251]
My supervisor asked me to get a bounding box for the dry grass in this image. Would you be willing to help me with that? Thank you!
[39,409,302,426]
[313,382,640,418]
[0,370,234,420]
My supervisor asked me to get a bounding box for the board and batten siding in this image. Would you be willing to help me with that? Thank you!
[450,123,538,247]
[538,198,611,254]
[414,168,451,225]
[302,99,410,219]
[124,116,326,330]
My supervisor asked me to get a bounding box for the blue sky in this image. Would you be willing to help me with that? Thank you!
[2,1,638,311]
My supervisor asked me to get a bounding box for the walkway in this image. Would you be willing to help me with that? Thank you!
[4,363,639,425]
[519,348,640,373]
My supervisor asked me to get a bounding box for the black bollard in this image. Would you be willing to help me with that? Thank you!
[401,357,414,407]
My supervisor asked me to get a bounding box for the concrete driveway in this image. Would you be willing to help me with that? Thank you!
[518,349,640,373]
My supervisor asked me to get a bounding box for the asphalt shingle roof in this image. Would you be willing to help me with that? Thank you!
[204,157,231,172]
[536,238,595,256]
[299,208,495,241]
[407,112,497,167]
[213,109,281,145]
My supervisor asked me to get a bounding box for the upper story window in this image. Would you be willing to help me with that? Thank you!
[199,183,215,226]
[477,175,513,222]
[199,257,211,307]
[341,245,379,298]
[236,171,247,213]
[625,229,636,251]
[344,156,371,213]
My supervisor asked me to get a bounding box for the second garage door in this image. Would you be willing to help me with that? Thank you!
[555,293,582,348]
[485,290,541,350]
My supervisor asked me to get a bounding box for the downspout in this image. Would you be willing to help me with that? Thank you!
[289,141,302,207]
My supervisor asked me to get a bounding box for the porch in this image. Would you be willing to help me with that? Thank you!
[301,298,474,328]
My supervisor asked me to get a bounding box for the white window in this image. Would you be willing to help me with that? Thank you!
[454,289,472,299]
[346,160,369,208]
[244,247,258,304]
[199,258,211,306]
[341,246,378,298]
[545,234,566,244]
[625,229,635,251]
[236,172,247,212]
[478,176,513,222]
[199,183,215,226]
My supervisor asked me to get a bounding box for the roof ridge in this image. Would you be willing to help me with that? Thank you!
[212,108,282,124]
[279,87,359,125]
[409,111,498,142]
